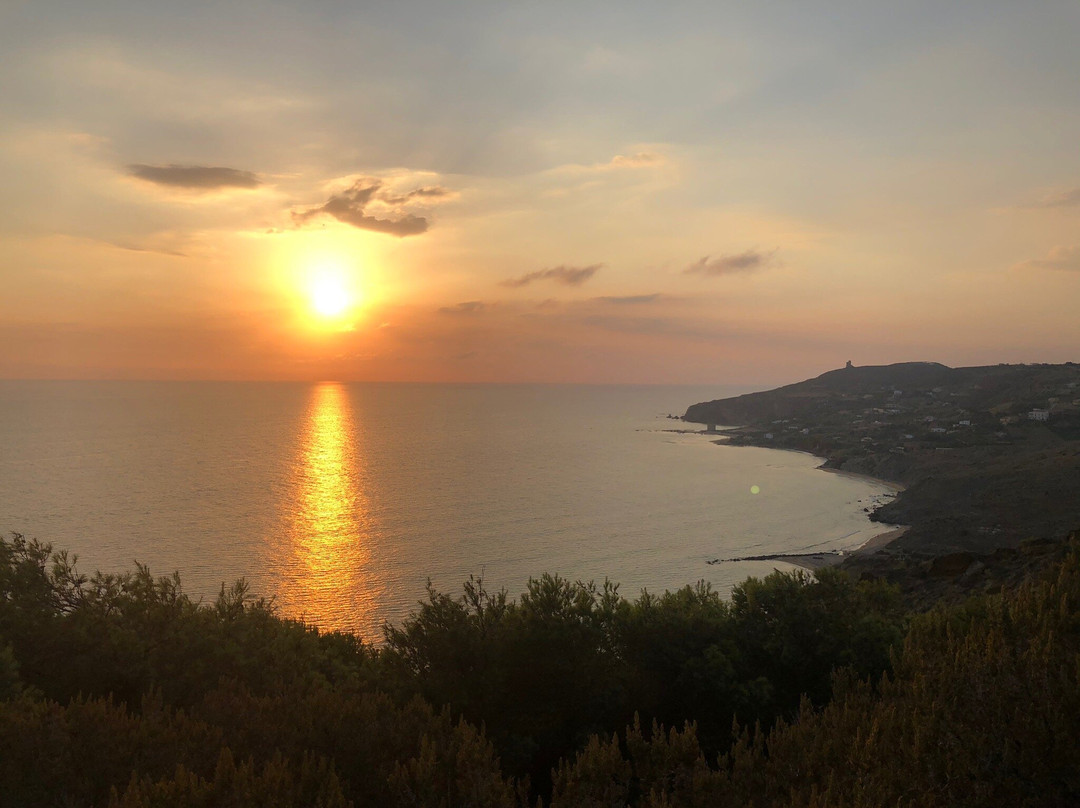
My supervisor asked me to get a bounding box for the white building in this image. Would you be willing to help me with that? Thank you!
[1029,409,1050,422]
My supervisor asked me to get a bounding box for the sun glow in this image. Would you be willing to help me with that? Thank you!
[311,274,350,317]
[261,229,395,332]
[303,257,361,327]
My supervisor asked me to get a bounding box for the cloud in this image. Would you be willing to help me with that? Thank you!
[438,300,489,315]
[1015,245,1080,272]
[592,293,663,305]
[502,264,601,288]
[1031,188,1080,208]
[128,164,261,189]
[684,249,776,277]
[110,242,187,258]
[609,151,665,168]
[293,178,436,237]
[579,314,733,342]
[554,150,667,175]
[380,186,453,205]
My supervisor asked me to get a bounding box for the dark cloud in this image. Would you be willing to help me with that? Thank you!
[1016,245,1080,272]
[592,293,662,305]
[438,300,488,315]
[128,164,261,189]
[1032,188,1080,208]
[380,186,452,205]
[502,264,601,288]
[684,249,776,276]
[410,186,451,198]
[293,178,432,237]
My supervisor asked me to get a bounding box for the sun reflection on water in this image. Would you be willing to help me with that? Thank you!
[276,382,379,638]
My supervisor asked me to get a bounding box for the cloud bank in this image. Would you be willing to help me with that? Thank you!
[502,264,601,288]
[684,249,776,276]
[128,164,262,189]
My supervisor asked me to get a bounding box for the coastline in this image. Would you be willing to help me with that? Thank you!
[697,428,910,572]
[702,427,905,493]
[707,526,910,572]
[818,465,906,494]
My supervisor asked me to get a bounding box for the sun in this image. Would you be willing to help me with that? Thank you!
[310,274,350,318]
[303,258,361,326]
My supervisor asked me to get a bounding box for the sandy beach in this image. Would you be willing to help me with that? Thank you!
[725,525,909,572]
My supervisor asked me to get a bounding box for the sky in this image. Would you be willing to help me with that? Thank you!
[1,0,1078,385]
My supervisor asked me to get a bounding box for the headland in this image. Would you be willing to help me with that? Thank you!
[685,361,1080,605]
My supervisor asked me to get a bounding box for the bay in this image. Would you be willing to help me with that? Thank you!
[0,381,897,642]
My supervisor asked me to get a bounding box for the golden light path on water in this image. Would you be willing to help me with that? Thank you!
[273,382,381,637]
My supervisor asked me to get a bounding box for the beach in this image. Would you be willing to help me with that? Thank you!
[700,448,909,572]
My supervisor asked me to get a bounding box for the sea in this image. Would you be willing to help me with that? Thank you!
[0,381,899,642]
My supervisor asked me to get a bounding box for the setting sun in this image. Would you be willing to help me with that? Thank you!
[300,254,363,328]
[310,274,350,318]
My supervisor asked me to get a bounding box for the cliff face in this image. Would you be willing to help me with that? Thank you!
[684,361,1080,555]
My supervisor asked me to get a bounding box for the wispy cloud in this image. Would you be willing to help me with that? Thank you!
[591,293,663,305]
[1029,187,1080,208]
[684,249,776,277]
[554,150,667,175]
[128,164,261,189]
[380,186,453,205]
[438,300,489,315]
[502,264,601,288]
[110,242,187,258]
[1015,245,1080,272]
[293,177,441,237]
[579,314,733,342]
[608,151,665,169]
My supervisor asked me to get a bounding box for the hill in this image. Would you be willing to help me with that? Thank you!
[684,362,1080,556]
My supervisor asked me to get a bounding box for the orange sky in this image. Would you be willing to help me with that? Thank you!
[2,1,1078,384]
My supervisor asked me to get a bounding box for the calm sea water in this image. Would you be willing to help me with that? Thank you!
[0,381,897,642]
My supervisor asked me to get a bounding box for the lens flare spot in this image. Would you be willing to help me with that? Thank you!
[750,484,761,495]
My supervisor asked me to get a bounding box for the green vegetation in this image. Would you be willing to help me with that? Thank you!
[2,530,1078,806]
